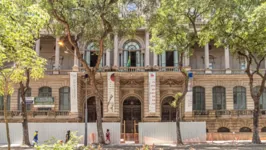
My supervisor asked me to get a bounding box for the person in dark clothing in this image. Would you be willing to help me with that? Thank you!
[65,130,71,143]
[32,131,38,146]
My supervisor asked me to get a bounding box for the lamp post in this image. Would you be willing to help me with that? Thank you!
[84,74,89,146]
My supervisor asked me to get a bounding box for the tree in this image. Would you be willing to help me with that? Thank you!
[149,0,214,145]
[44,0,145,144]
[0,0,49,148]
[199,1,266,144]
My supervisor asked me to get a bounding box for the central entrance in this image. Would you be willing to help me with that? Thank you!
[122,96,141,142]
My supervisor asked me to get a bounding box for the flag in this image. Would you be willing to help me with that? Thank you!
[127,56,131,67]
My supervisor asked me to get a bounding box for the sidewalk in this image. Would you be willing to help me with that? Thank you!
[1,142,266,150]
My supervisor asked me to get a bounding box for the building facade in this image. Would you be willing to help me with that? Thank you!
[2,29,266,141]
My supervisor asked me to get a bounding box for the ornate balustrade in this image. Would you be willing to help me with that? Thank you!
[0,110,70,118]
[193,110,255,118]
[44,67,264,74]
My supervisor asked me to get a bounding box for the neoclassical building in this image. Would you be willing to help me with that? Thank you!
[1,28,266,141]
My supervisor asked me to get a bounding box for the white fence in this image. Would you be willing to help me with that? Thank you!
[0,123,120,144]
[138,122,206,144]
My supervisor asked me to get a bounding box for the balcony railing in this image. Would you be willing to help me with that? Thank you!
[0,110,70,118]
[43,67,265,74]
[193,110,255,118]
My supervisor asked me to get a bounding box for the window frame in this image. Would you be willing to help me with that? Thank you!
[213,86,226,110]
[59,87,70,111]
[233,86,246,110]
[193,86,205,111]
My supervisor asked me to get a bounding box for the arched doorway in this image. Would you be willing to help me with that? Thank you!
[161,96,176,122]
[123,96,141,133]
[84,97,103,122]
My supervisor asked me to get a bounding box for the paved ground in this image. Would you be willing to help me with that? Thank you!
[1,143,266,150]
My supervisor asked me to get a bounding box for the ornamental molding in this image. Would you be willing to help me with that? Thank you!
[160,78,183,86]
[120,79,144,86]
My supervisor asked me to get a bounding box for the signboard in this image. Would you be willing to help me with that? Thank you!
[20,97,34,104]
[149,72,156,113]
[70,72,78,112]
[34,97,54,105]
[107,72,115,113]
[185,72,193,112]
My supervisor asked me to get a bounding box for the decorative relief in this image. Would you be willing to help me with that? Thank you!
[160,78,183,86]
[120,79,144,86]
[217,120,230,128]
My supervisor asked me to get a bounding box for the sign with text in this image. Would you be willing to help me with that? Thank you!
[70,72,78,112]
[107,72,115,113]
[149,72,156,113]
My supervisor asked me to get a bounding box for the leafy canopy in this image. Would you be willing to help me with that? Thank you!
[149,0,215,55]
[0,0,49,95]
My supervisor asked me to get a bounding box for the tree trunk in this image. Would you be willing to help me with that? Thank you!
[90,73,105,144]
[20,89,30,146]
[4,82,11,150]
[252,99,261,144]
[175,105,183,145]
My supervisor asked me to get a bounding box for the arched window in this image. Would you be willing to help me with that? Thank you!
[123,40,142,67]
[233,86,246,110]
[261,127,266,132]
[161,96,176,122]
[39,87,52,97]
[239,127,251,132]
[59,87,70,111]
[254,86,266,109]
[193,86,205,110]
[217,127,230,132]
[18,88,32,110]
[213,86,226,110]
[0,95,10,110]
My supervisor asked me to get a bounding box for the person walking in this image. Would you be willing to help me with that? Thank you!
[65,130,71,143]
[105,129,110,144]
[32,131,38,146]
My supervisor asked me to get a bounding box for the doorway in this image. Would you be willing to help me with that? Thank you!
[84,97,103,122]
[161,96,176,122]
[122,96,141,142]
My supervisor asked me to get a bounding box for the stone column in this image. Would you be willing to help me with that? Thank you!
[106,49,110,67]
[35,39,40,56]
[113,33,119,67]
[184,51,190,67]
[72,50,79,71]
[53,37,60,74]
[123,51,128,67]
[204,43,211,74]
[145,31,150,67]
[153,53,158,66]
[225,46,231,74]
[161,52,166,67]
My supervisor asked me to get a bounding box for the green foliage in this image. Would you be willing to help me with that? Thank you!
[0,0,49,96]
[149,0,214,54]
[43,0,145,51]
[35,132,100,150]
[200,1,266,56]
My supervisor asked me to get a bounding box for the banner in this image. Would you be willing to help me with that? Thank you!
[149,72,156,113]
[70,72,78,112]
[185,72,193,112]
[107,72,115,113]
